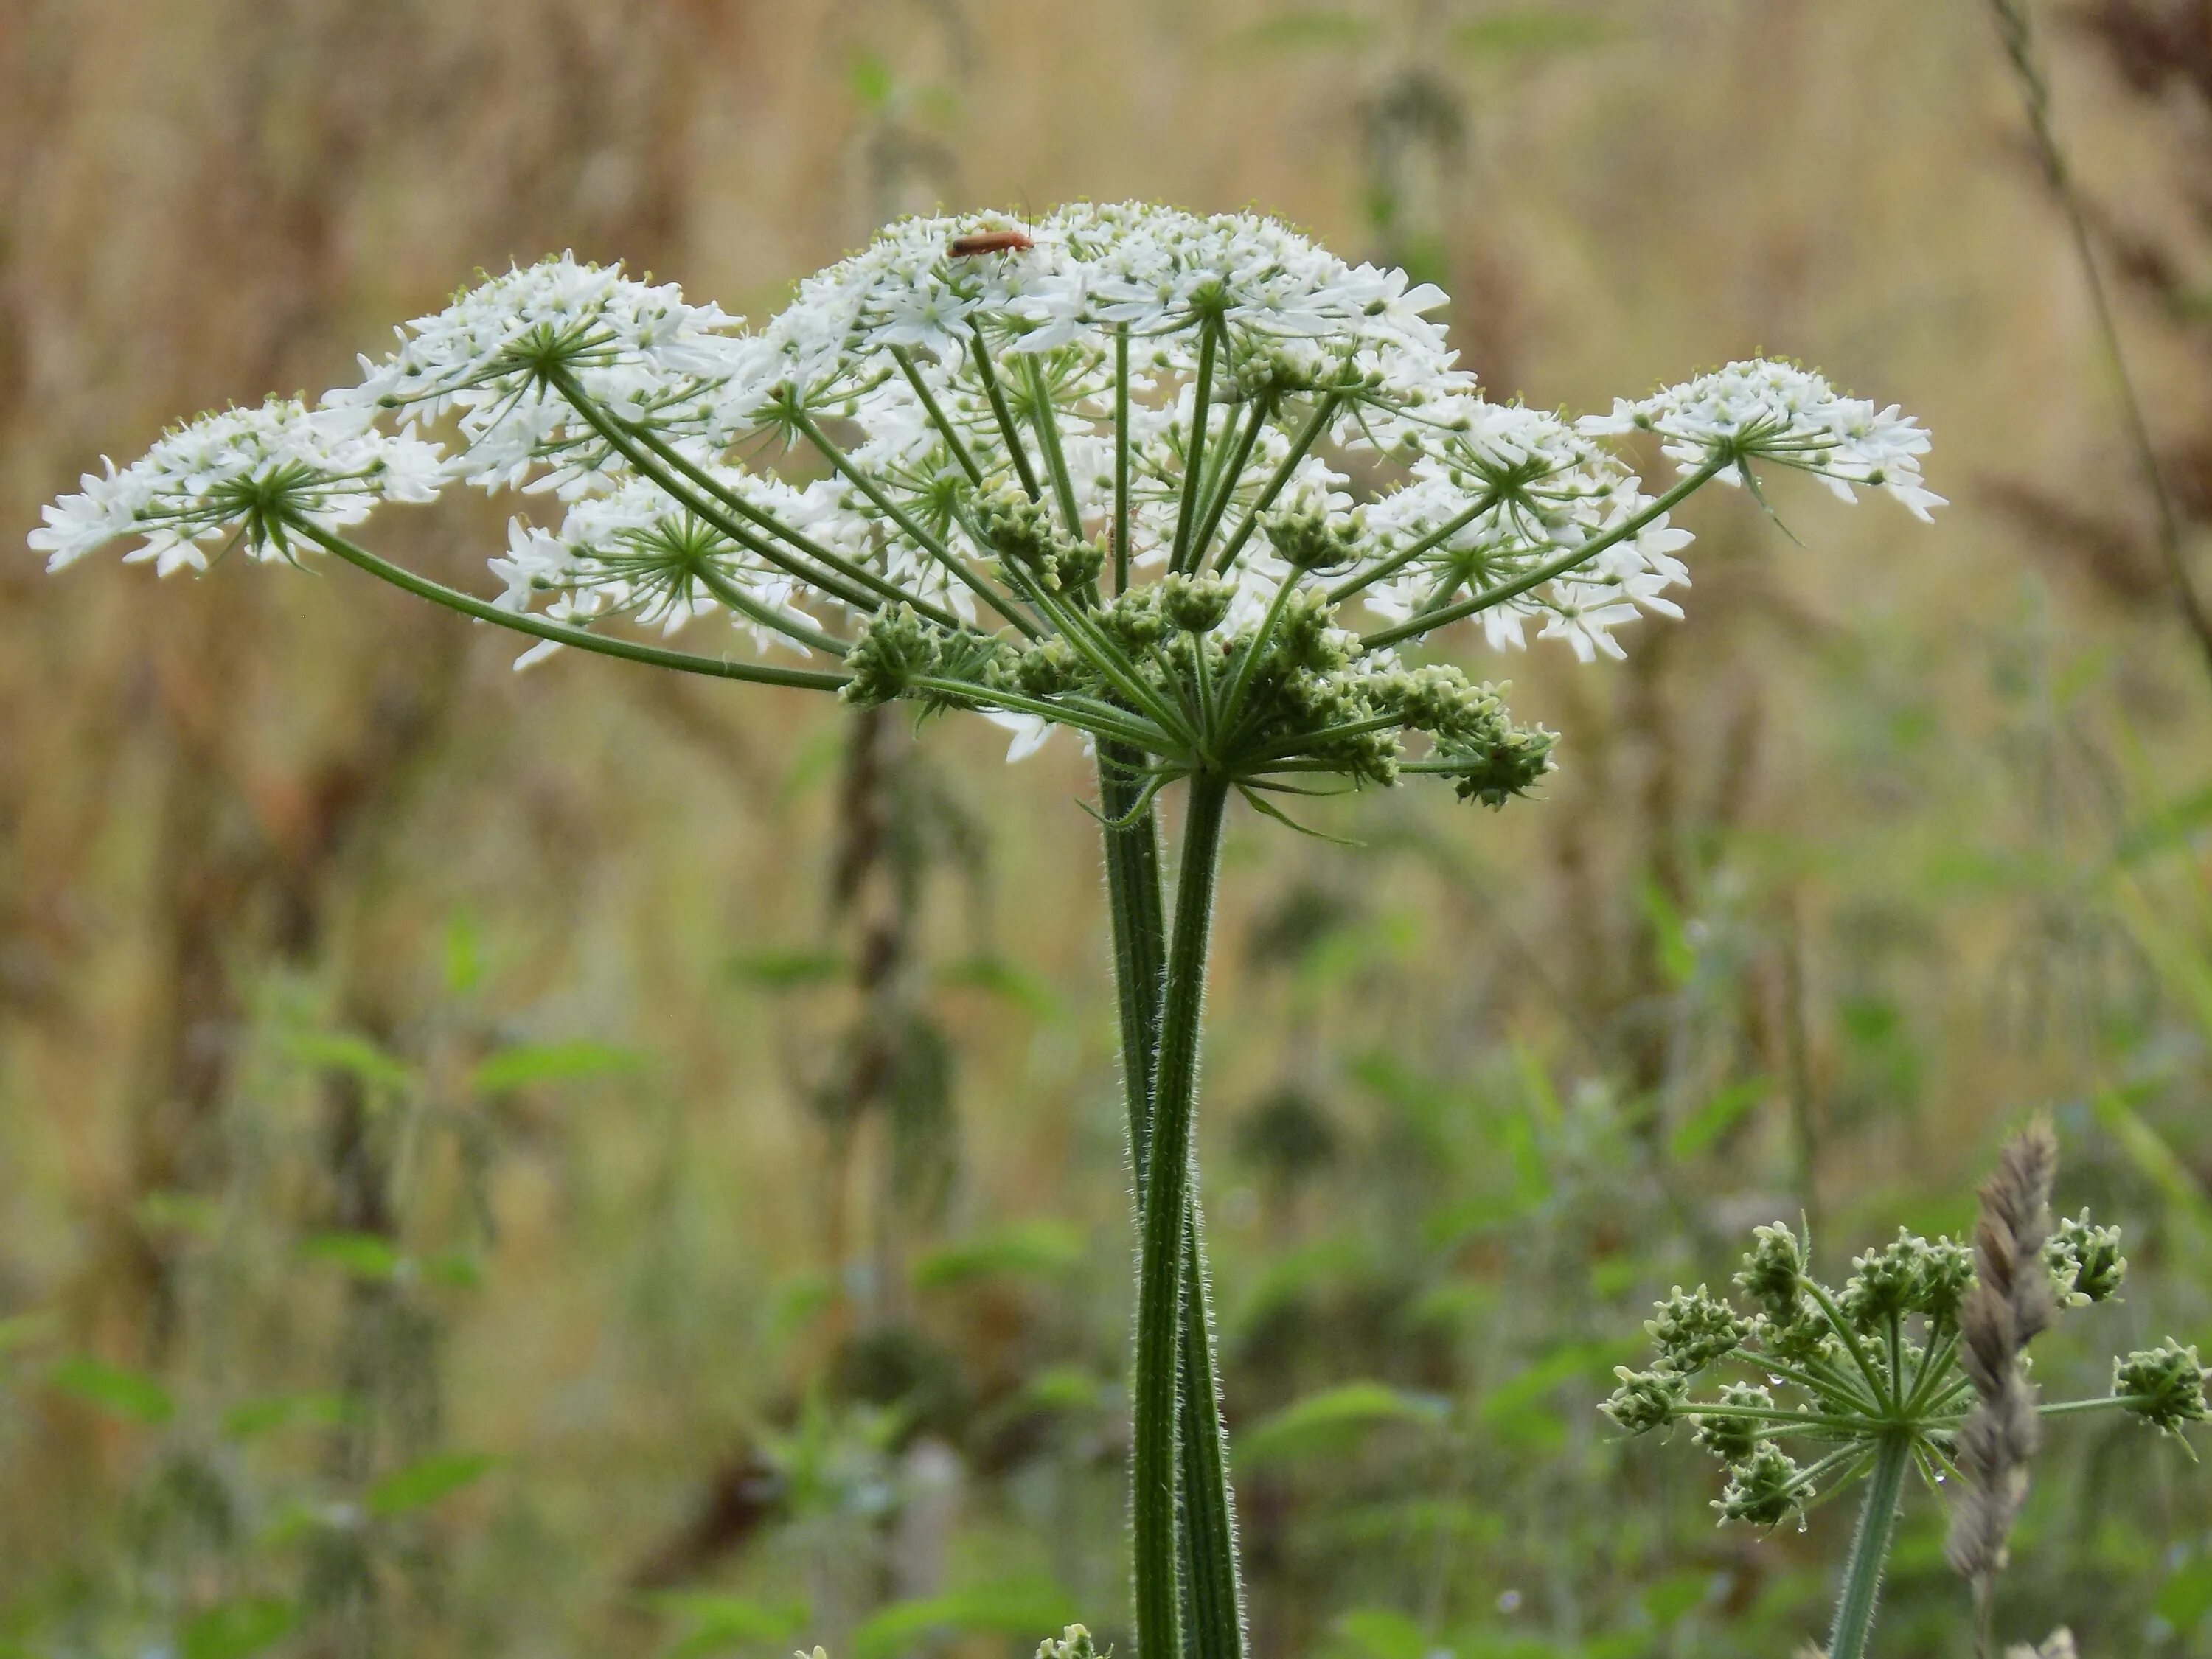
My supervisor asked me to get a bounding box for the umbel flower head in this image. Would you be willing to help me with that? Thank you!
[1604,1178,2204,1537]
[32,204,1943,812]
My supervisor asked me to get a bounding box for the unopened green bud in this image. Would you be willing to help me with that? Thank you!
[1649,1285,1747,1374]
[1715,1443,1802,1527]
[2045,1211,2126,1307]
[2115,1341,2208,1434]
[1159,574,1234,634]
[1261,492,1357,571]
[1602,1366,1686,1435]
[1100,586,1169,651]
[1734,1224,1804,1319]
[1692,1382,1773,1463]
[972,485,1054,566]
[1035,1626,1099,1659]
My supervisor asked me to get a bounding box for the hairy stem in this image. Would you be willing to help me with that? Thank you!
[295,523,851,692]
[1828,1430,1913,1659]
[1098,751,1245,1659]
[1133,774,1233,1659]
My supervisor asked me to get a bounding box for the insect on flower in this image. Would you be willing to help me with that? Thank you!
[947,229,1034,257]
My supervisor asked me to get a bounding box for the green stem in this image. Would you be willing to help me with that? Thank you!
[1827,1430,1912,1659]
[544,366,922,625]
[1133,774,1234,1659]
[1211,396,1336,576]
[1324,488,1498,605]
[793,409,1043,639]
[1115,327,1133,593]
[1185,398,1268,572]
[1097,751,1246,1659]
[295,523,851,692]
[1360,458,1725,650]
[1170,321,1221,574]
[1802,1278,1895,1412]
[891,345,985,487]
[968,324,1045,503]
[1023,355,1086,538]
[692,563,851,658]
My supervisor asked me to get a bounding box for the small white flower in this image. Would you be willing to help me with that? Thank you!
[30,399,445,573]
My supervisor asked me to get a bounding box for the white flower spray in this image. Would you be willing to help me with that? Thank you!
[35,202,1944,1659]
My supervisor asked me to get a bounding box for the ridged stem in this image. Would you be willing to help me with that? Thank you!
[1130,773,1233,1659]
[1096,748,1245,1659]
[1827,1430,1912,1659]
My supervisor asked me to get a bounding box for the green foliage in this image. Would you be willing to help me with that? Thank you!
[1240,1382,1447,1466]
[848,1578,1079,1659]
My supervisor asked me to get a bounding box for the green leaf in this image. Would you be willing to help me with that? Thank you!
[2154,1559,2212,1634]
[937,955,1063,1021]
[2090,1085,2212,1257]
[1220,9,1377,54]
[424,1250,485,1290]
[1333,1607,1430,1659]
[50,1356,174,1425]
[641,1591,808,1659]
[469,1039,646,1093]
[0,1310,57,1360]
[1239,1382,1447,1467]
[1478,1345,1655,1433]
[1447,8,1623,56]
[1667,1077,1770,1161]
[1638,877,1695,988]
[442,911,484,995]
[298,1231,404,1281]
[1641,1568,1712,1626]
[135,1190,224,1237]
[366,1450,499,1517]
[223,1393,357,1440]
[180,1598,296,1659]
[913,1219,1085,1288]
[849,1577,1079,1659]
[727,948,846,990]
[847,50,895,109]
[283,1029,412,1093]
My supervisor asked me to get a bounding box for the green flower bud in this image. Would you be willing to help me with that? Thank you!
[1647,1284,1747,1375]
[1099,586,1169,651]
[1035,1626,1098,1659]
[1734,1223,1804,1320]
[1015,637,1085,698]
[840,604,942,708]
[2045,1211,2126,1307]
[972,484,1054,566]
[1159,574,1234,635]
[1715,1443,1802,1528]
[1842,1231,1927,1330]
[1602,1366,1686,1435]
[2115,1342,2208,1434]
[1754,1304,1839,1368]
[1692,1382,1774,1463]
[1917,1235,1973,1323]
[1260,493,1357,571]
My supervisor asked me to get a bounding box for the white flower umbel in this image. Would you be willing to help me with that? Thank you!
[1579,358,1946,521]
[30,398,445,576]
[32,200,1950,1659]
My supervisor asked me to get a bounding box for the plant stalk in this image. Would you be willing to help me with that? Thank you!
[1098,750,1245,1659]
[1827,1430,1913,1659]
[1131,773,1234,1659]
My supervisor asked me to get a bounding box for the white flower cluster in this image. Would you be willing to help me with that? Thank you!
[1579,358,1945,521]
[32,205,1942,726]
[29,399,444,576]
[325,253,751,497]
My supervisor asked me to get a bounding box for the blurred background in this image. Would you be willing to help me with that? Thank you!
[5,1,2212,1655]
